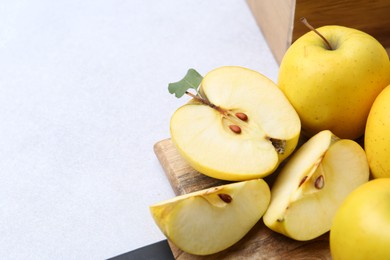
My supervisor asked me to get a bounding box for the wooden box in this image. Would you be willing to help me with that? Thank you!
[247,0,390,64]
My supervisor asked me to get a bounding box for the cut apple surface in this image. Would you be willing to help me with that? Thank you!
[170,66,301,181]
[150,179,271,255]
[263,130,369,241]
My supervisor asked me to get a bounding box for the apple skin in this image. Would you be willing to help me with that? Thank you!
[330,178,390,260]
[278,25,390,139]
[365,84,390,178]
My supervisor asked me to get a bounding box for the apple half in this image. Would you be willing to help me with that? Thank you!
[170,66,301,181]
[150,179,270,255]
[263,130,369,241]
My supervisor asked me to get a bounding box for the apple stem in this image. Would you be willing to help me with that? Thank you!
[300,17,333,50]
[185,91,226,114]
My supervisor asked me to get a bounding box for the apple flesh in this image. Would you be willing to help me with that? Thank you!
[150,179,271,255]
[263,130,369,241]
[170,66,301,181]
[278,25,390,139]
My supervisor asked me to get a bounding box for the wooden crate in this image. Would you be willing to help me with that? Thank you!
[247,0,390,64]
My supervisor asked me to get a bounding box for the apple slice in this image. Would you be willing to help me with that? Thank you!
[263,130,369,241]
[170,66,301,181]
[150,179,270,255]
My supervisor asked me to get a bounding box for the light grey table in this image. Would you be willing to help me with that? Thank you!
[0,0,279,259]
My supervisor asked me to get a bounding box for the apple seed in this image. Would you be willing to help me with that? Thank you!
[298,176,308,187]
[235,112,248,121]
[314,175,325,189]
[218,193,233,203]
[229,125,242,134]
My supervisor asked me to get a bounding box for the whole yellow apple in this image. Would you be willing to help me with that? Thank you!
[330,178,390,260]
[278,24,390,139]
[365,84,390,178]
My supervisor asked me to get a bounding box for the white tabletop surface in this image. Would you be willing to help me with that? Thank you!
[0,0,279,259]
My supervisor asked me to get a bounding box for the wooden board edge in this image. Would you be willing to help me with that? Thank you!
[154,138,181,195]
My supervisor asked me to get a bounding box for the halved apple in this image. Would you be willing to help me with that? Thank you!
[150,179,270,255]
[170,66,301,181]
[263,130,369,241]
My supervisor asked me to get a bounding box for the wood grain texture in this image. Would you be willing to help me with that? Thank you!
[153,139,331,259]
[246,0,295,64]
[293,0,390,47]
[153,140,229,195]
[247,0,390,64]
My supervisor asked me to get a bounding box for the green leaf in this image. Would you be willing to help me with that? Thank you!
[168,69,203,98]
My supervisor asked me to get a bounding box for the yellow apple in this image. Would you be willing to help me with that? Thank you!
[150,179,270,255]
[330,178,390,260]
[263,130,369,241]
[365,84,390,178]
[278,25,390,139]
[170,66,301,181]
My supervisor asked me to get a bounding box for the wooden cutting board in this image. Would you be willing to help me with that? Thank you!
[153,138,331,259]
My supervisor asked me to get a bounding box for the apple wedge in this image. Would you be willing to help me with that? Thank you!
[150,179,270,255]
[170,66,301,181]
[263,130,369,241]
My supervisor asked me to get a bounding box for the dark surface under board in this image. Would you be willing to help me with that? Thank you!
[108,240,174,260]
